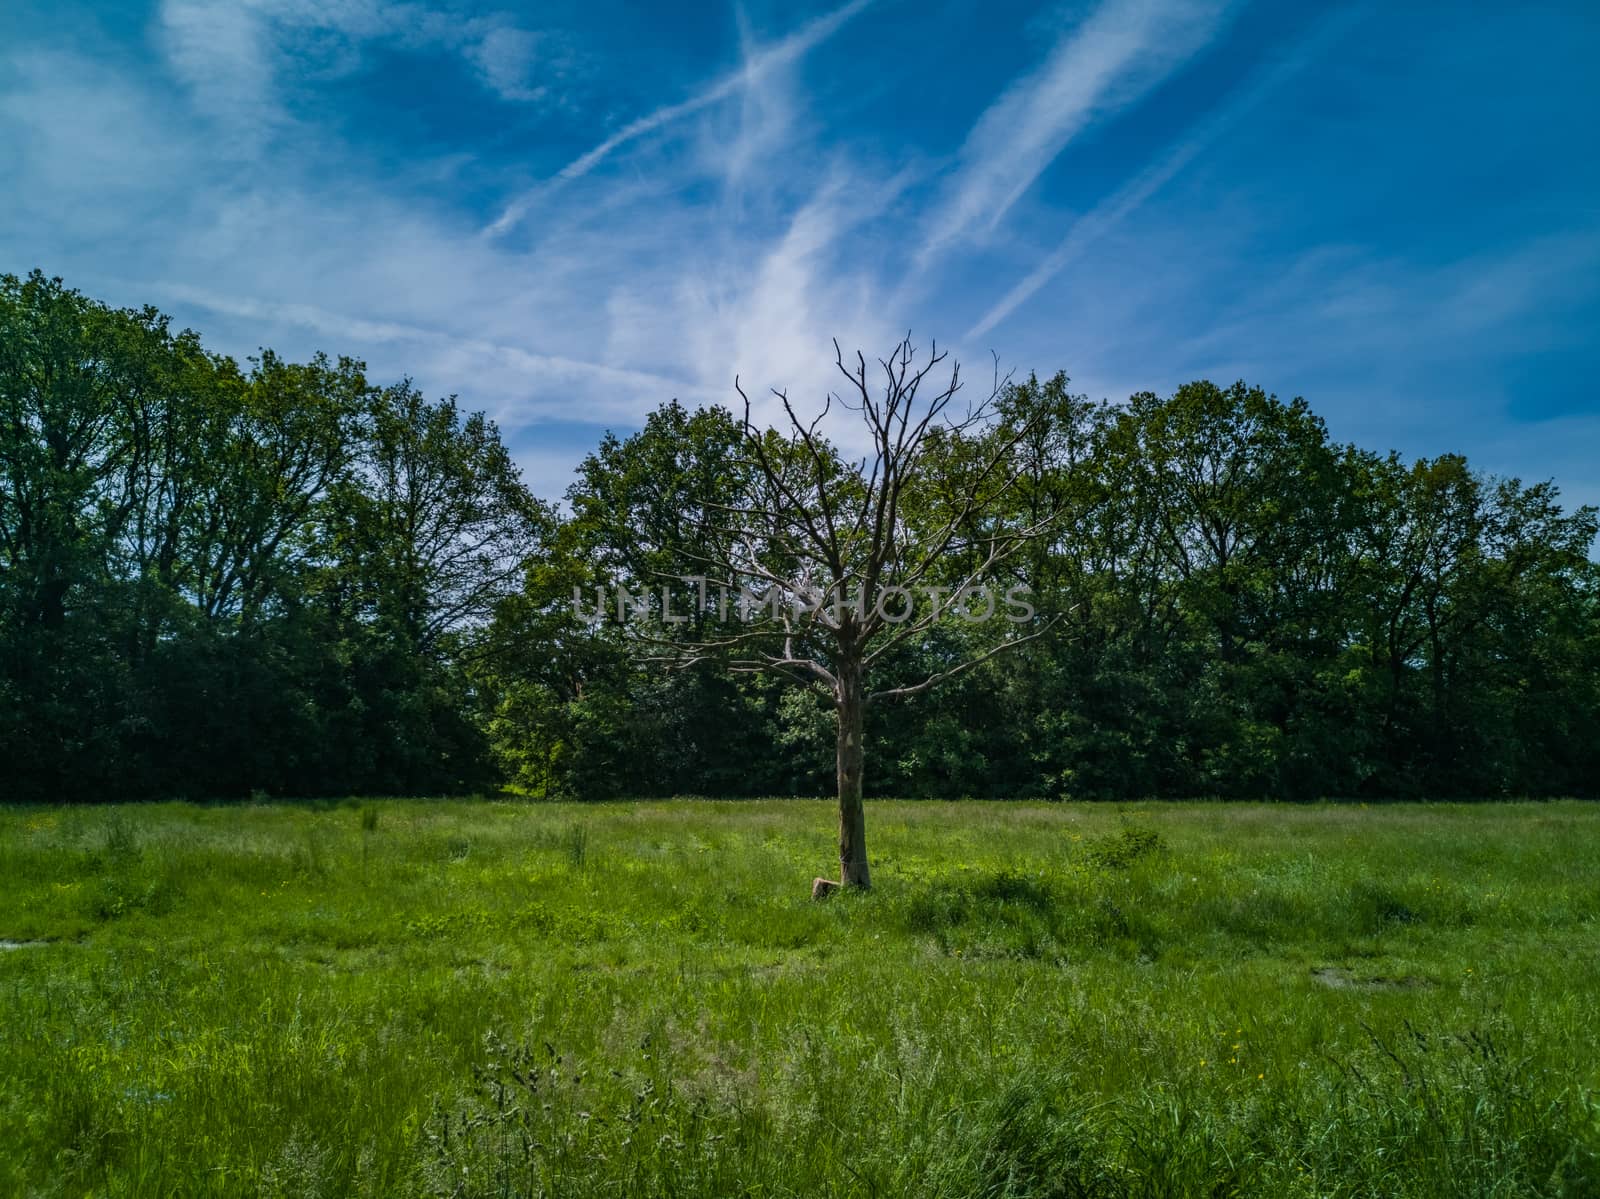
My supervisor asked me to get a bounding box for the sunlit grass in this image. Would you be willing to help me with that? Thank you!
[2,799,1597,1195]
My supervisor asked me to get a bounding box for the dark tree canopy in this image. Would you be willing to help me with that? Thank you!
[3,270,1597,804]
[0,272,544,800]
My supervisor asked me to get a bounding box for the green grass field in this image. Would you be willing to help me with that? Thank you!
[2,799,1598,1197]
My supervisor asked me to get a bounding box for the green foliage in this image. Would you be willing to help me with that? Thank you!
[1084,824,1165,869]
[474,364,1598,802]
[0,271,541,800]
[3,272,1597,801]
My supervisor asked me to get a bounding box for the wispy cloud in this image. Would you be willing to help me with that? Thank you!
[1177,230,1600,375]
[679,166,914,404]
[467,26,549,104]
[966,10,1363,341]
[6,0,1597,513]
[154,283,716,425]
[918,0,1233,265]
[158,0,554,152]
[483,0,876,237]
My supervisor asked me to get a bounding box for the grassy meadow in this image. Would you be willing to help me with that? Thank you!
[1,799,1598,1197]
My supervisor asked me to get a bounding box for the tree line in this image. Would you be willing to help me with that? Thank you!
[3,271,1596,804]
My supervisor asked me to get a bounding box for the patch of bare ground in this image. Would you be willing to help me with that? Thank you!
[1312,965,1430,991]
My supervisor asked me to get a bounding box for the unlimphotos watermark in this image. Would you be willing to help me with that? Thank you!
[571,578,1035,625]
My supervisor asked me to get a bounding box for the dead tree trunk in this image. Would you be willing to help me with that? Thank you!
[835,654,870,888]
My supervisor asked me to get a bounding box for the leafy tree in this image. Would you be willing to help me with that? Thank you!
[4,270,1598,808]
[335,382,551,654]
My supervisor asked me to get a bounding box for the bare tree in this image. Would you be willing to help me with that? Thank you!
[649,338,1061,891]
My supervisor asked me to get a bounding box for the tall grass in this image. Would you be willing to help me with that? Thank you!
[0,799,1596,1195]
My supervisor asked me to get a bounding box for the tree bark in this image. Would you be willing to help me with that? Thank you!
[836,655,870,888]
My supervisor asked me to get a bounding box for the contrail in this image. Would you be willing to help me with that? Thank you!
[966,8,1366,342]
[484,0,875,238]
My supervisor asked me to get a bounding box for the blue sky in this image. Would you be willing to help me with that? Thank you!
[3,0,1598,511]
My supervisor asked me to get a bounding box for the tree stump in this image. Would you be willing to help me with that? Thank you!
[811,877,841,901]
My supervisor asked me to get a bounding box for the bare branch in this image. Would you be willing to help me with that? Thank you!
[868,616,1061,703]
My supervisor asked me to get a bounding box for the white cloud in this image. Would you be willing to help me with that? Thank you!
[679,173,902,405]
[466,25,546,103]
[0,52,192,233]
[0,33,992,494]
[919,0,1233,265]
[484,0,877,237]
[965,8,1360,341]
[6,0,950,500]
[158,1,280,148]
[153,281,716,426]
[157,0,555,155]
[16,1,1588,517]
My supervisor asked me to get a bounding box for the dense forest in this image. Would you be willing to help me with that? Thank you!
[3,270,1596,804]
